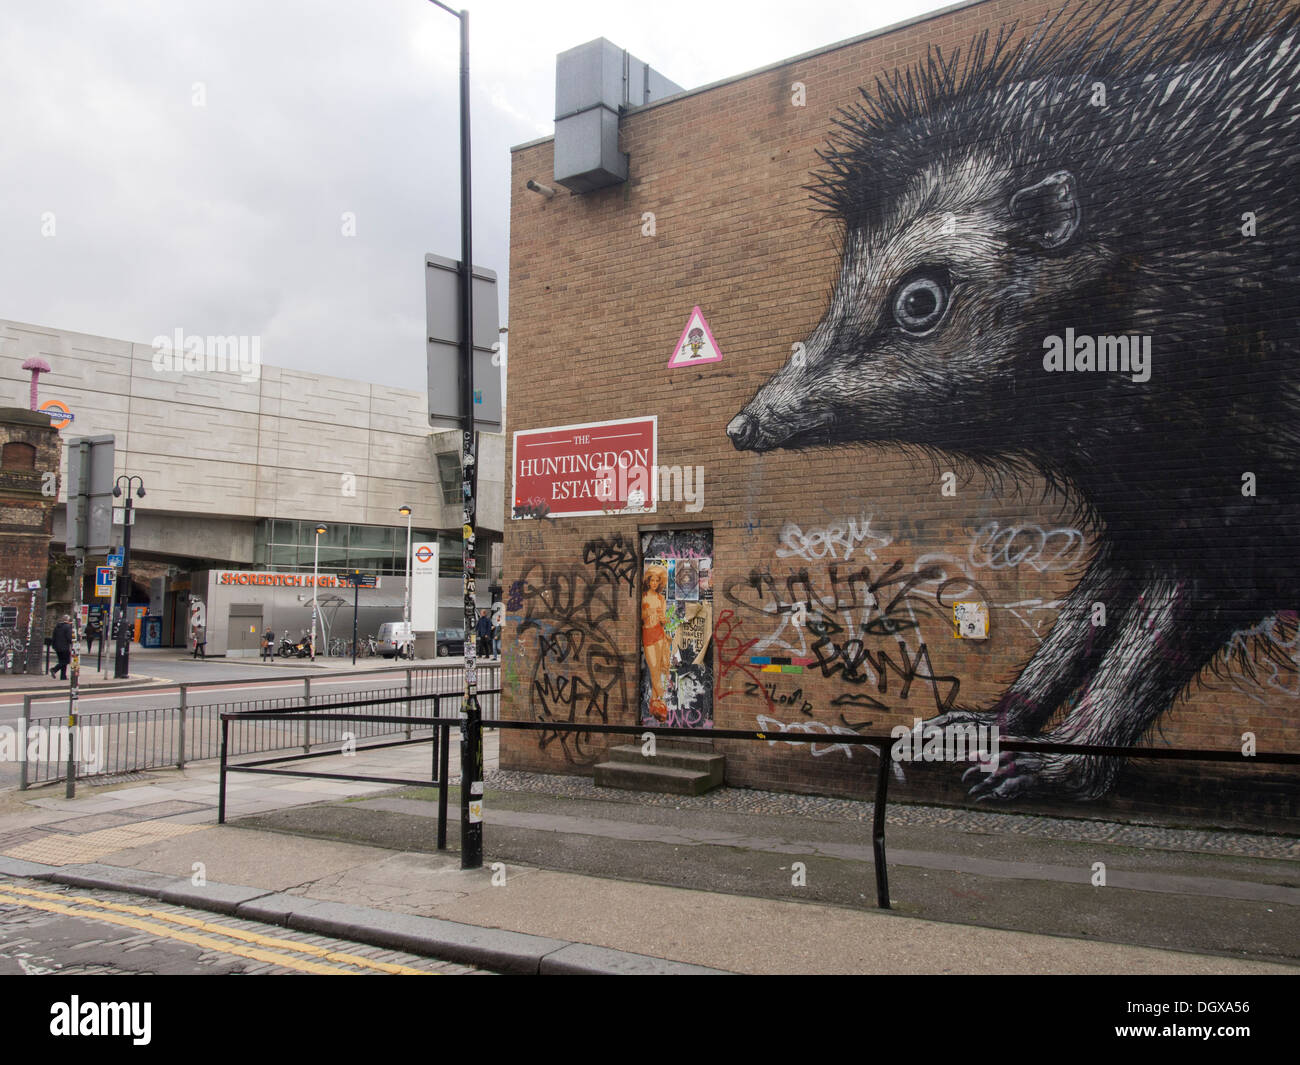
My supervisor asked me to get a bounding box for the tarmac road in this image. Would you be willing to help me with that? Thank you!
[0,876,489,974]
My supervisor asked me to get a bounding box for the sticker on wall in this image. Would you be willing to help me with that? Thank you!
[667,307,723,369]
[954,601,989,640]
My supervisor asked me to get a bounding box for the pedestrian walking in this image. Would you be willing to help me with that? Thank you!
[50,614,73,680]
[475,609,491,657]
[191,622,206,659]
[261,628,275,661]
[492,616,502,658]
[85,616,101,655]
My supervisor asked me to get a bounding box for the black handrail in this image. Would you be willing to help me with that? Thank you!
[219,693,1298,911]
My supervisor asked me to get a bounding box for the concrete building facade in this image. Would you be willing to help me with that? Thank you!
[0,318,503,654]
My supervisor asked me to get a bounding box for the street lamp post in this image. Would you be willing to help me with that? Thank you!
[112,476,145,679]
[313,524,326,659]
[399,505,412,656]
[426,0,481,869]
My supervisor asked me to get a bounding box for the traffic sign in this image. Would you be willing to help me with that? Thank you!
[337,570,378,588]
[107,549,124,567]
[95,567,115,598]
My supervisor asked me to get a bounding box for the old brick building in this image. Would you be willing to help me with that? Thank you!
[502,0,1300,829]
[0,407,58,671]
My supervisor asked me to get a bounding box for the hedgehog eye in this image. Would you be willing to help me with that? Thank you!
[892,272,950,333]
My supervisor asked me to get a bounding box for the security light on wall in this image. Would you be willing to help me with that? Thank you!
[526,179,556,199]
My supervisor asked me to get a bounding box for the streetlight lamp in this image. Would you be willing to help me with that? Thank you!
[111,476,145,679]
[399,505,412,656]
[312,524,326,659]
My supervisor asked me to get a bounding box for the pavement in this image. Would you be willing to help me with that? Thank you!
[0,728,1296,975]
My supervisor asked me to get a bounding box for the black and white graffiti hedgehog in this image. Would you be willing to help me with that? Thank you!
[727,0,1300,800]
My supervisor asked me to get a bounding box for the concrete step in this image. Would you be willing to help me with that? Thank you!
[593,761,721,796]
[594,745,725,795]
[605,743,723,776]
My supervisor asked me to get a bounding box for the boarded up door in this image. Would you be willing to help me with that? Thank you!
[639,529,713,728]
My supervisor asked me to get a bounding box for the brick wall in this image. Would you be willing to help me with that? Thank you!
[502,0,1300,830]
[0,408,59,671]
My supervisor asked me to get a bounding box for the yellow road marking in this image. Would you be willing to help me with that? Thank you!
[0,891,355,974]
[0,883,435,976]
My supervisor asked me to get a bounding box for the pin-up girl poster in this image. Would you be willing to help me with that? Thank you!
[642,562,671,722]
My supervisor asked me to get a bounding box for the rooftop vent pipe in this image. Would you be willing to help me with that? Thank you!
[553,38,682,193]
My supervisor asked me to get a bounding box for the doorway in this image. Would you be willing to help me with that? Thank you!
[639,528,714,728]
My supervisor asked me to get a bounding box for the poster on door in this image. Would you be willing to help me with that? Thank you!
[640,529,713,728]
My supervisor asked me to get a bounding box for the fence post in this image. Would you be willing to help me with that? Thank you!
[302,676,311,754]
[872,758,891,910]
[177,685,187,770]
[218,716,228,825]
[19,694,30,790]
[437,716,450,851]
[405,668,412,741]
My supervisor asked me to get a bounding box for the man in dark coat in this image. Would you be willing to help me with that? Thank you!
[51,614,73,680]
[475,609,491,657]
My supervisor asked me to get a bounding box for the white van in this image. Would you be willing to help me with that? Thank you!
[376,621,414,658]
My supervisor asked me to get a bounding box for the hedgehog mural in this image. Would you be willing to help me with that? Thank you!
[727,0,1300,800]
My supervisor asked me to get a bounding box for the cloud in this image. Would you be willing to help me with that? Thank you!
[0,0,940,390]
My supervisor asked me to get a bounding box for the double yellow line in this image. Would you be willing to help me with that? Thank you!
[0,884,436,975]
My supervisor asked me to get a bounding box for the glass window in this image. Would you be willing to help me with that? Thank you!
[436,453,461,505]
[351,525,395,552]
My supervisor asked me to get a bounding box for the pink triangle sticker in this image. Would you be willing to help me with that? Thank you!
[668,307,723,368]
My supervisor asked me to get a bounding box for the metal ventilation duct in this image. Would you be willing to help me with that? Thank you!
[553,38,682,193]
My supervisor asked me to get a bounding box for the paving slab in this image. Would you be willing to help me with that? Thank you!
[430,868,1294,975]
[285,851,538,916]
[89,824,395,892]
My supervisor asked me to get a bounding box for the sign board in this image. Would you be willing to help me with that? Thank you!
[337,570,379,588]
[107,550,124,568]
[41,399,75,429]
[64,435,115,554]
[411,541,439,633]
[214,570,372,589]
[95,567,114,598]
[426,253,501,432]
[111,508,136,525]
[667,307,723,368]
[512,416,657,519]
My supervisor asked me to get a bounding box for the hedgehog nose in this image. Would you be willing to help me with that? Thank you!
[727,413,759,451]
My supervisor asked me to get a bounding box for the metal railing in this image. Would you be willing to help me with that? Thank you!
[215,697,1299,911]
[17,662,499,789]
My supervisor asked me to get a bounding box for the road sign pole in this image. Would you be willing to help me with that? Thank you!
[352,578,359,666]
[453,7,482,871]
[101,570,117,677]
[67,439,89,799]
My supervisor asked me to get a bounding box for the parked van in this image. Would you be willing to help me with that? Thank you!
[376,621,414,658]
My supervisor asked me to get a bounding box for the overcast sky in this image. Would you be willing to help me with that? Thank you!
[1,0,947,391]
